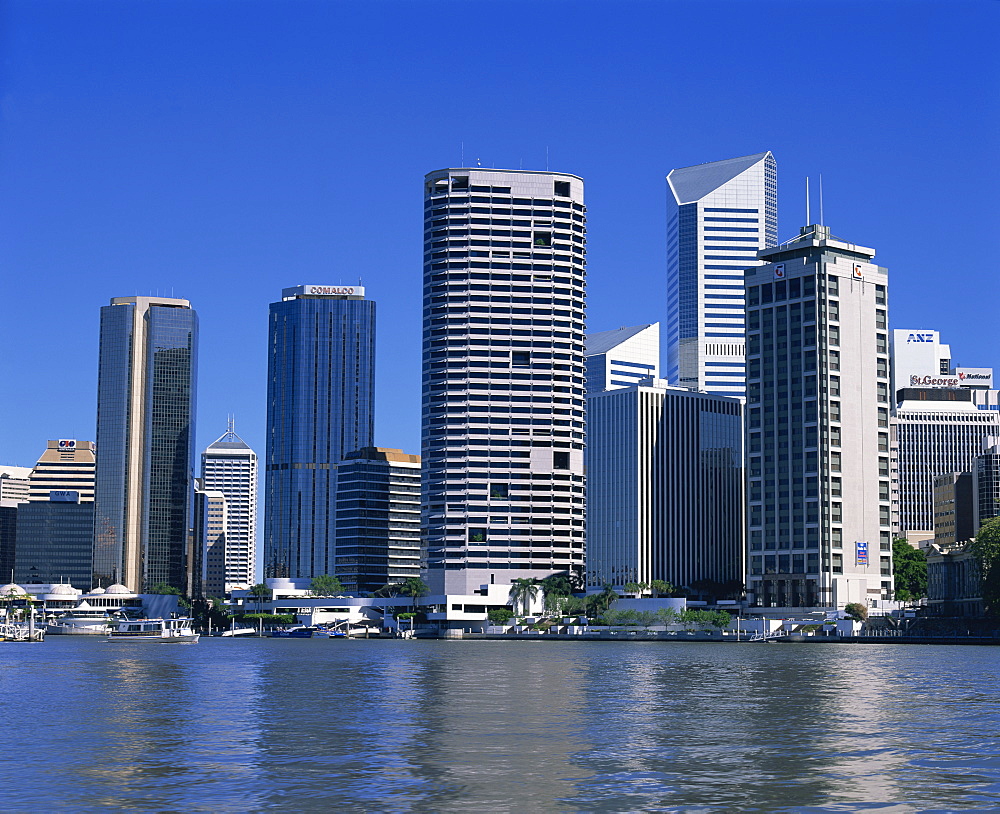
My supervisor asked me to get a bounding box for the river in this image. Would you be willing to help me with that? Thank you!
[1,638,998,812]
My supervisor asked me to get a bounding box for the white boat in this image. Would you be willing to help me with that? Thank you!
[220,626,256,637]
[106,617,200,643]
[47,602,114,635]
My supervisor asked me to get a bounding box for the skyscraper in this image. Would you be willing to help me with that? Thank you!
[93,296,198,592]
[264,285,375,580]
[334,447,422,593]
[586,378,744,594]
[584,323,659,395]
[666,152,777,395]
[422,168,587,594]
[28,440,96,502]
[201,422,258,591]
[745,225,891,609]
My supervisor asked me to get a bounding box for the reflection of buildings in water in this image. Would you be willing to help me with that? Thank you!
[250,641,589,810]
[566,645,910,810]
[56,653,264,810]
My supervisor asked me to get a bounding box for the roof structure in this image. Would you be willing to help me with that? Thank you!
[585,325,655,357]
[667,152,771,204]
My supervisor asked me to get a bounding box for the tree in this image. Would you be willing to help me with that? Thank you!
[892,538,928,600]
[148,582,191,610]
[508,578,540,616]
[623,581,647,597]
[844,602,868,623]
[970,518,1000,616]
[487,608,513,626]
[249,583,271,614]
[310,574,344,596]
[595,584,619,615]
[539,573,572,612]
[372,582,402,598]
[400,577,429,612]
[649,579,673,598]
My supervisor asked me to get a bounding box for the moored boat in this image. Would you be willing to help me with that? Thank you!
[106,617,199,643]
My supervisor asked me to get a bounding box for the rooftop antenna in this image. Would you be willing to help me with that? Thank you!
[805,177,811,226]
[228,413,235,435]
[819,174,825,227]
[546,146,550,171]
[461,141,464,166]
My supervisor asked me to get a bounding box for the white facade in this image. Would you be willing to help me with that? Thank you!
[0,466,31,503]
[586,379,744,593]
[893,396,1000,537]
[584,323,659,394]
[890,329,951,401]
[422,168,587,594]
[666,152,777,396]
[746,225,892,609]
[28,440,96,502]
[201,425,258,591]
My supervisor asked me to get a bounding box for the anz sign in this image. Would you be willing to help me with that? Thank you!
[906,332,936,344]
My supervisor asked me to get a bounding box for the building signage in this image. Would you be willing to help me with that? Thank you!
[909,374,960,388]
[856,541,868,566]
[852,263,864,280]
[956,368,994,388]
[773,263,785,279]
[282,285,365,299]
[49,490,80,502]
[905,332,936,344]
[57,439,77,449]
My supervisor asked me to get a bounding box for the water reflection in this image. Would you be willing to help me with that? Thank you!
[1,639,999,812]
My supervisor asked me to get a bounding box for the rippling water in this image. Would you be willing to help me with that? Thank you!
[1,638,998,812]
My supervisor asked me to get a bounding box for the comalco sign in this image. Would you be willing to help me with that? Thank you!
[283,285,365,299]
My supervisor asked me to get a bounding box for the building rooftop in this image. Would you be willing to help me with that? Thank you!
[585,324,656,356]
[667,152,771,204]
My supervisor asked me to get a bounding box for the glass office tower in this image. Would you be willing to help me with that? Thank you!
[422,168,587,595]
[264,285,375,579]
[93,296,198,592]
[666,152,776,395]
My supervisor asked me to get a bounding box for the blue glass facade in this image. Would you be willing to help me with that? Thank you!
[93,298,198,591]
[264,291,375,579]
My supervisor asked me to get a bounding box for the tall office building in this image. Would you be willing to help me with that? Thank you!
[584,324,659,395]
[422,168,587,594]
[586,379,743,593]
[93,296,198,592]
[15,491,94,590]
[193,481,227,599]
[264,285,375,580]
[933,472,975,547]
[975,438,1000,528]
[666,152,777,395]
[892,387,1000,540]
[28,440,96,502]
[890,329,952,399]
[0,466,31,503]
[745,225,892,609]
[201,423,258,591]
[334,447,422,593]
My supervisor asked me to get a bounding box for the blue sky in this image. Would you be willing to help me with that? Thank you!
[2,0,998,469]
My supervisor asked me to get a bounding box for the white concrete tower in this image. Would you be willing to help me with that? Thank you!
[422,168,587,594]
[745,225,892,610]
[201,421,258,592]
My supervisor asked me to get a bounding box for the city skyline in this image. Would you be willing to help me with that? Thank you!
[3,1,999,473]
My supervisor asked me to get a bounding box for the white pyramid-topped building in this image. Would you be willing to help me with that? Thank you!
[666,152,777,396]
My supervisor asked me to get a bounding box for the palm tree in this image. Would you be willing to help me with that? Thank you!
[400,577,429,612]
[508,578,540,616]
[596,583,619,614]
[650,579,673,598]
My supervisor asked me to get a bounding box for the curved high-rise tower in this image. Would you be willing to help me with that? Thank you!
[422,168,587,594]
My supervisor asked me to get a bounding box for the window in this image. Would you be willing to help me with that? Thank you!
[831,477,842,497]
[876,309,887,330]
[533,232,552,248]
[832,553,843,574]
[828,325,840,346]
[553,451,570,470]
[875,284,886,305]
[829,350,840,370]
[554,180,570,197]
[469,528,487,543]
[512,351,531,366]
[451,176,469,191]
[831,451,842,472]
[490,483,509,499]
